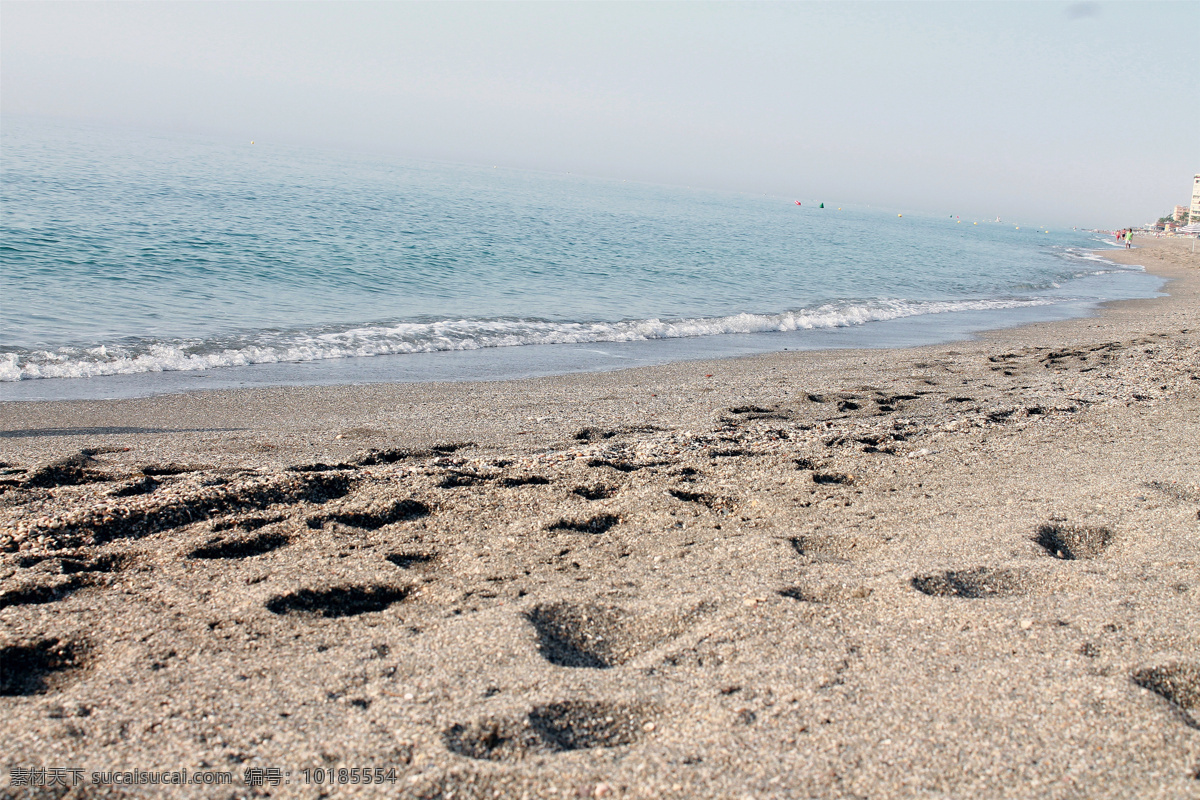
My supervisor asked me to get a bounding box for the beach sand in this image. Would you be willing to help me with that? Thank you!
[1,237,1197,799]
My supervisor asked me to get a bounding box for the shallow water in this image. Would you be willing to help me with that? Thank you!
[1,117,1161,399]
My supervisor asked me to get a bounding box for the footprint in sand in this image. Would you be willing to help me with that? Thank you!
[1034,522,1114,560]
[0,553,132,609]
[788,534,875,562]
[526,601,702,669]
[443,700,652,762]
[265,584,412,618]
[1132,663,1200,730]
[385,551,437,569]
[189,531,291,560]
[0,637,90,696]
[668,488,733,512]
[546,514,620,535]
[911,567,1030,598]
[572,484,618,500]
[306,498,429,530]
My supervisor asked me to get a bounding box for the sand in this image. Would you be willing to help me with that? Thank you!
[1,237,1197,800]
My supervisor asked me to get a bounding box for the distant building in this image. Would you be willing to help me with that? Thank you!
[1174,204,1189,221]
[1191,174,1200,220]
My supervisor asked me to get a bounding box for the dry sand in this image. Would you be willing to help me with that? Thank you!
[1,237,1198,800]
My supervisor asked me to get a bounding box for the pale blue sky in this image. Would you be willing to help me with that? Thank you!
[3,2,1197,227]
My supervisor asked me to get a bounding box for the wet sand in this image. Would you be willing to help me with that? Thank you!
[1,237,1198,799]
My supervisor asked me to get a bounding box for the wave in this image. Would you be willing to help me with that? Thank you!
[1,297,1060,382]
[1058,243,1146,269]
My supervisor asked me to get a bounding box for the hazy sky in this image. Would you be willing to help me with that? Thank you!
[3,2,1197,228]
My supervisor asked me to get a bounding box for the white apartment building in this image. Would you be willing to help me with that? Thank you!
[1191,174,1200,220]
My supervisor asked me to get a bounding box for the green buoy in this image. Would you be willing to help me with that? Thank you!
[819,202,824,208]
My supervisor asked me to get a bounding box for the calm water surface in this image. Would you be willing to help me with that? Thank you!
[0,117,1160,399]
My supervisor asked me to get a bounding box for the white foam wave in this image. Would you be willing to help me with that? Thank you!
[1058,245,1146,274]
[3,297,1057,381]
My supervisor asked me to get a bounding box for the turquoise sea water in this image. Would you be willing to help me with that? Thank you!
[1,117,1161,400]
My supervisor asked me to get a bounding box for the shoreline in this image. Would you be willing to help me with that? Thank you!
[0,239,1191,463]
[1,237,1197,799]
[0,240,1165,404]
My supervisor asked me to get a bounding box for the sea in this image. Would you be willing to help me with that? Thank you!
[1,116,1162,401]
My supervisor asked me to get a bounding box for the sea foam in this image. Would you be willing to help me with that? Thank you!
[2,298,1058,381]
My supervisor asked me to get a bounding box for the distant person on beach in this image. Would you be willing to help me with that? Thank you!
[1125,230,1132,248]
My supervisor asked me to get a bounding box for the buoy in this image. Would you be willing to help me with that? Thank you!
[795,201,802,206]
[819,203,824,208]
[898,214,902,218]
